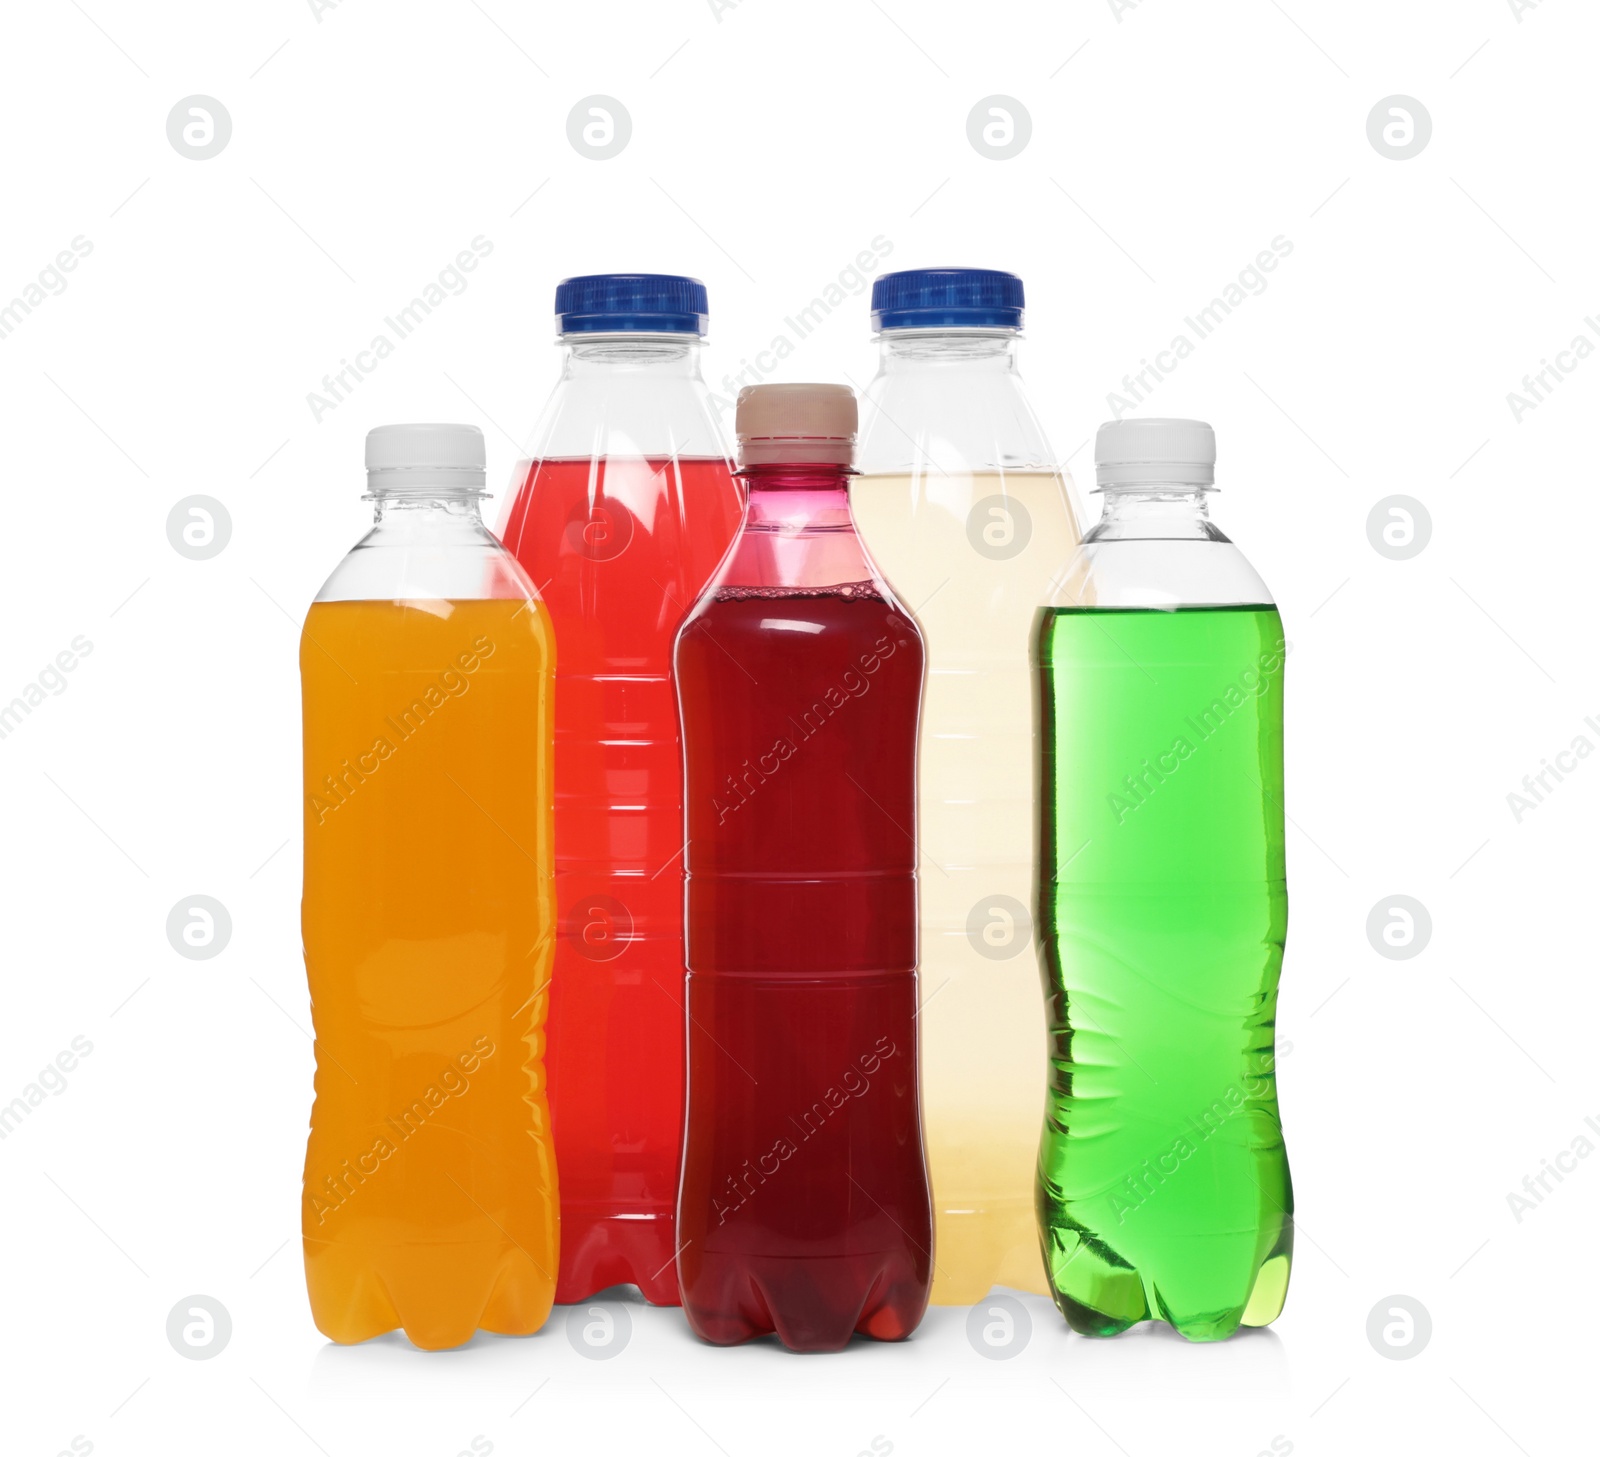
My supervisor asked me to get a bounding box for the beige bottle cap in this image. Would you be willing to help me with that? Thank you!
[736,383,857,465]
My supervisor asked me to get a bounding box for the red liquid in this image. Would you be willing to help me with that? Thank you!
[674,583,932,1349]
[499,455,742,1304]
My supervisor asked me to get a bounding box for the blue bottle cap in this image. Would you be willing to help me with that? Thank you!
[554,273,709,335]
[870,268,1024,331]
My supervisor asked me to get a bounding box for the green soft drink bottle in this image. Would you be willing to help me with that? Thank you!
[1036,418,1292,1341]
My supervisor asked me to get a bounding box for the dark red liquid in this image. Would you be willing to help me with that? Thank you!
[674,583,932,1349]
[498,455,742,1304]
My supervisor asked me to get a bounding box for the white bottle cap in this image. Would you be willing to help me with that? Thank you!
[365,423,487,495]
[1096,417,1216,488]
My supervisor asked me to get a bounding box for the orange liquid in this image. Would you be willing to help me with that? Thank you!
[300,597,557,1349]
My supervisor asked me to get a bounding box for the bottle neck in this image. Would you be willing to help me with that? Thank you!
[315,490,529,605]
[875,327,1020,370]
[559,332,704,378]
[856,327,1058,476]
[370,492,488,530]
[712,461,878,590]
[739,461,854,526]
[1086,485,1229,543]
[524,332,728,464]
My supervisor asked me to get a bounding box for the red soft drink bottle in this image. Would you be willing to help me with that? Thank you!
[498,275,743,1304]
[674,384,933,1350]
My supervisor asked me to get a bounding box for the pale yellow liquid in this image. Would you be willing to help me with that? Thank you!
[851,471,1082,1303]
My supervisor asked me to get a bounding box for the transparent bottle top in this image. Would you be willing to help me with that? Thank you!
[855,329,1059,477]
[514,333,731,470]
[315,496,537,605]
[1049,485,1273,610]
[707,463,896,598]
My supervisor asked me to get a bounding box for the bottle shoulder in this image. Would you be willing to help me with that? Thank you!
[1048,538,1275,610]
[676,580,925,677]
[314,514,537,605]
[525,372,732,461]
[855,365,1057,475]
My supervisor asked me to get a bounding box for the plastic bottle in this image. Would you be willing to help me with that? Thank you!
[853,268,1083,1302]
[674,384,932,1350]
[1036,418,1292,1341]
[300,424,557,1350]
[497,275,743,1305]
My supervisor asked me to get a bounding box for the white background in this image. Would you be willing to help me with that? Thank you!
[0,2,1592,1454]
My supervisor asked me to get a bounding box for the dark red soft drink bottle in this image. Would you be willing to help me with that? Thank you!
[498,275,743,1304]
[674,383,933,1349]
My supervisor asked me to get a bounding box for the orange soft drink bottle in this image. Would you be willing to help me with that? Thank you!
[299,424,558,1349]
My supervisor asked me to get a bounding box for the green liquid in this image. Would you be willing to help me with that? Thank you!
[1036,605,1292,1341]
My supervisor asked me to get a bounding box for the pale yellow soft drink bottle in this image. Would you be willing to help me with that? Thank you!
[853,271,1083,1302]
